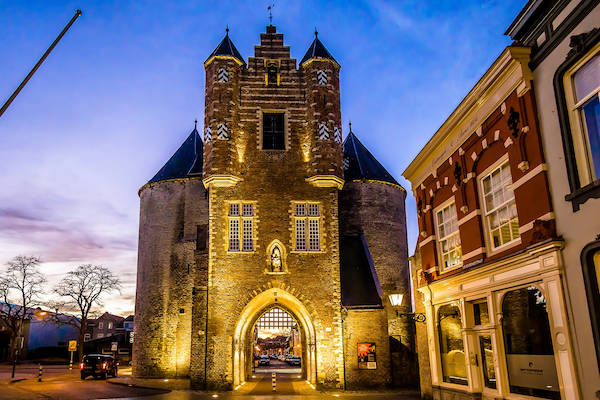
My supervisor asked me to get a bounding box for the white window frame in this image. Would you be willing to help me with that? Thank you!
[479,155,521,254]
[98,322,103,330]
[227,202,256,253]
[292,202,322,252]
[433,198,462,273]
[108,322,113,330]
[563,43,600,186]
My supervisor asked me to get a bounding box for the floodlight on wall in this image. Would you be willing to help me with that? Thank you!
[388,294,404,306]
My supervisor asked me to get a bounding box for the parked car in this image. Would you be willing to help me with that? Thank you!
[258,355,270,366]
[287,356,301,366]
[80,354,118,380]
[269,354,278,359]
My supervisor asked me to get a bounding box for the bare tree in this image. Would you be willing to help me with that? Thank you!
[0,256,47,378]
[53,264,121,361]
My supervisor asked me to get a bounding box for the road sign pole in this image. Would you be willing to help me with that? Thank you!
[69,350,73,371]
[38,364,42,382]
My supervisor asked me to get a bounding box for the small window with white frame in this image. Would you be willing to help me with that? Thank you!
[480,160,520,250]
[434,200,462,271]
[228,202,255,252]
[564,48,600,186]
[293,202,321,252]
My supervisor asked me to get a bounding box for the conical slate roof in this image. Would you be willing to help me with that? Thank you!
[205,30,245,66]
[300,33,338,67]
[343,128,401,187]
[148,127,203,184]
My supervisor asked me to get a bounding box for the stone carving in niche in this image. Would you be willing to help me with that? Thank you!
[266,240,287,274]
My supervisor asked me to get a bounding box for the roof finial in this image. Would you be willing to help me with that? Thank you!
[348,120,352,133]
[225,25,229,35]
[268,2,275,26]
[194,119,198,129]
[314,27,318,37]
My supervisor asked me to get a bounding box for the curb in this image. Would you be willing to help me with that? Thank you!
[107,378,173,392]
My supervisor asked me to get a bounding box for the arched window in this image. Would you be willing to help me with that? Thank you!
[582,240,600,371]
[502,286,559,399]
[438,304,467,385]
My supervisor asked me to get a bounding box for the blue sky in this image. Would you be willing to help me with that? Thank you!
[0,0,525,315]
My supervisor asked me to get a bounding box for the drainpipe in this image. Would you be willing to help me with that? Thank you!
[341,306,347,390]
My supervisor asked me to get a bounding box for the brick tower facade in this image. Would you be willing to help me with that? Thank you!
[133,25,414,391]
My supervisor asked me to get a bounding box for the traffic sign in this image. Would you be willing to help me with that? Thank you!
[111,342,118,352]
[68,340,77,352]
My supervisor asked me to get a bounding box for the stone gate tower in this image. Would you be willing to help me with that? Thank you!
[133,25,414,390]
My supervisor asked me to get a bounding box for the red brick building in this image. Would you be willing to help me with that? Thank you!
[404,46,579,399]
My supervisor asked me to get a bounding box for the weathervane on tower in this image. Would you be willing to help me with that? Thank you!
[267,2,275,25]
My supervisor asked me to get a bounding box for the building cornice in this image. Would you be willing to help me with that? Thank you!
[402,46,532,190]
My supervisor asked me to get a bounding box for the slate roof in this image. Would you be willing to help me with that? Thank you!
[343,128,401,187]
[205,30,246,66]
[148,127,203,184]
[340,233,383,308]
[300,34,339,67]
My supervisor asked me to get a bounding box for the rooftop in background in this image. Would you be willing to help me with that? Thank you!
[343,128,403,189]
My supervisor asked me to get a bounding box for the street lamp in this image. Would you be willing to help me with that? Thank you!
[388,293,426,323]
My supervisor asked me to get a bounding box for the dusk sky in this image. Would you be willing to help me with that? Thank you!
[0,0,525,316]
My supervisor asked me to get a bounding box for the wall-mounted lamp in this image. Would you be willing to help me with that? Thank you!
[388,293,426,323]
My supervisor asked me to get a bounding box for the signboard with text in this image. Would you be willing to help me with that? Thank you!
[506,354,559,392]
[68,340,77,352]
[357,342,376,370]
[111,342,118,352]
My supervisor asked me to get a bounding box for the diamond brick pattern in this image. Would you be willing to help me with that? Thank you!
[218,68,229,83]
[217,123,229,140]
[318,123,330,140]
[317,70,328,85]
[334,126,341,143]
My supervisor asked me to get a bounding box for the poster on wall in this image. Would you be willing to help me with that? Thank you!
[357,342,376,370]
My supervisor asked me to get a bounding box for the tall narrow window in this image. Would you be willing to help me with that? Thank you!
[435,201,462,271]
[228,203,254,252]
[294,202,321,252]
[438,304,467,385]
[481,161,519,250]
[263,112,285,150]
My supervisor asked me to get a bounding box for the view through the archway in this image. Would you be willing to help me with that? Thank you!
[251,307,303,377]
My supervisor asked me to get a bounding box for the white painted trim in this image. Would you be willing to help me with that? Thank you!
[458,209,481,226]
[462,247,486,260]
[518,212,556,234]
[419,235,436,247]
[511,163,548,191]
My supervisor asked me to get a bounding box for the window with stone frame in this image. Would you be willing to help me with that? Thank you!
[564,48,600,186]
[480,160,520,250]
[293,202,321,252]
[228,202,255,252]
[263,112,285,150]
[434,201,462,272]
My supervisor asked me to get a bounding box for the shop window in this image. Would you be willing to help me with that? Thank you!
[434,201,462,271]
[228,203,254,252]
[480,160,519,250]
[263,112,285,150]
[473,300,489,326]
[581,240,600,371]
[438,304,467,385]
[502,286,560,399]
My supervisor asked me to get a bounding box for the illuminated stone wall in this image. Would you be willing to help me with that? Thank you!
[134,25,410,391]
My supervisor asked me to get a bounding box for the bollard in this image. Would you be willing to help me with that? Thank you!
[38,364,42,382]
[271,372,276,391]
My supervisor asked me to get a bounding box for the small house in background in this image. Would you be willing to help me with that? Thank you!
[0,305,78,361]
[83,313,134,364]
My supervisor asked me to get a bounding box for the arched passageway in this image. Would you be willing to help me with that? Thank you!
[232,288,317,386]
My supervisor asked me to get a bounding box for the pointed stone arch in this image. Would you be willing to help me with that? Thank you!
[232,287,318,386]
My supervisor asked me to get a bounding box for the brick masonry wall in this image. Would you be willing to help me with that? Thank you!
[342,309,391,389]
[133,179,208,378]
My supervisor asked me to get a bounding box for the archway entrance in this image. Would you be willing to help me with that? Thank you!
[252,307,303,376]
[232,288,317,387]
